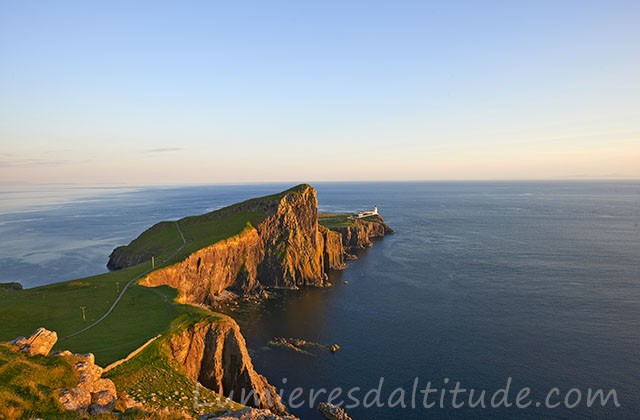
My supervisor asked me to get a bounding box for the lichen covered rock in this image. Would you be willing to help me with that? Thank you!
[11,327,58,356]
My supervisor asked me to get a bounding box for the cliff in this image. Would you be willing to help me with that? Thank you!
[167,316,285,413]
[112,184,390,306]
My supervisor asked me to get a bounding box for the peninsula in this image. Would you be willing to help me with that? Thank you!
[0,184,393,418]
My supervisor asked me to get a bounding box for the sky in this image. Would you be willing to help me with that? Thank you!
[1,0,639,185]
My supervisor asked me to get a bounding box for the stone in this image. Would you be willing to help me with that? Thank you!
[116,393,140,411]
[58,387,91,412]
[89,389,117,413]
[12,327,58,356]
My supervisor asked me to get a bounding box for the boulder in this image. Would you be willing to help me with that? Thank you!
[58,387,91,412]
[89,390,117,413]
[11,327,58,356]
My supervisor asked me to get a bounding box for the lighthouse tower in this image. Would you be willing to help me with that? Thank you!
[373,206,378,214]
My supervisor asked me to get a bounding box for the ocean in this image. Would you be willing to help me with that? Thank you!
[1,181,638,419]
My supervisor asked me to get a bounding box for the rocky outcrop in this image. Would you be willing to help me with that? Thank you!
[0,282,23,291]
[168,316,285,414]
[4,328,128,416]
[319,226,346,271]
[141,227,264,304]
[201,407,300,420]
[57,352,120,415]
[334,215,394,251]
[11,327,57,356]
[317,402,352,420]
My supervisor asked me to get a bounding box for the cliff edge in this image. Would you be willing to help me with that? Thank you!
[111,184,392,306]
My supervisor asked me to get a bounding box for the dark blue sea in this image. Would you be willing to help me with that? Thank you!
[1,181,639,419]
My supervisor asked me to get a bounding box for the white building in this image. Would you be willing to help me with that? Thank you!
[357,206,379,218]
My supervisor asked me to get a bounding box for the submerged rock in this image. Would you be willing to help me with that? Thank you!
[268,337,340,355]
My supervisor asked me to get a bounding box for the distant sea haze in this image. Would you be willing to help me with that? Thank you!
[1,181,639,419]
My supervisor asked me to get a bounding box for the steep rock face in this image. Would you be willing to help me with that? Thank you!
[256,186,325,289]
[319,226,346,271]
[168,317,285,414]
[141,227,265,304]
[108,246,146,271]
[335,216,394,251]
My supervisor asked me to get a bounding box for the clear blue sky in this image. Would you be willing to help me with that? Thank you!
[1,0,639,184]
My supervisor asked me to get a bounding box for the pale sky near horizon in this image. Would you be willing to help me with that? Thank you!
[1,1,639,185]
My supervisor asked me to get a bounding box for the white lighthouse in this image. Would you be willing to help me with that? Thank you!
[357,206,379,219]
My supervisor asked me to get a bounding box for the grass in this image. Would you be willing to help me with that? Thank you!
[57,284,182,365]
[318,212,356,229]
[0,343,82,419]
[0,263,152,346]
[114,222,184,264]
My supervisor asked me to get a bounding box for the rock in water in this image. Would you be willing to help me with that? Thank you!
[317,402,353,420]
[11,327,58,356]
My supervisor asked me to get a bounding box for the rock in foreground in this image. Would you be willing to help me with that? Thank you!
[11,327,58,356]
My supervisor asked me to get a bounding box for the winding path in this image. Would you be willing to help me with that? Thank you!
[60,221,187,341]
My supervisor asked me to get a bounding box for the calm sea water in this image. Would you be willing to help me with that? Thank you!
[1,182,639,419]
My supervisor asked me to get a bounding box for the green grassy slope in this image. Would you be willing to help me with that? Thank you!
[0,263,152,346]
[318,212,356,229]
